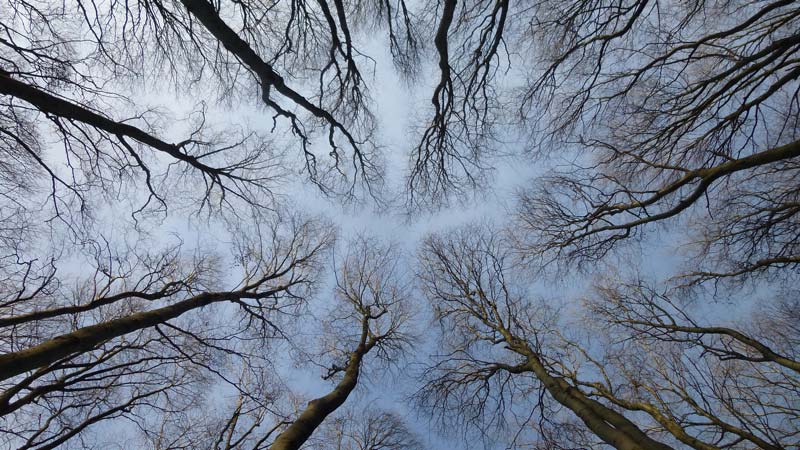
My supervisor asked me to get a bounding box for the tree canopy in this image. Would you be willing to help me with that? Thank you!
[1,0,798,449]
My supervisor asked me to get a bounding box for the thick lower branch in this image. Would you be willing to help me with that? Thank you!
[0,287,284,382]
[565,138,800,246]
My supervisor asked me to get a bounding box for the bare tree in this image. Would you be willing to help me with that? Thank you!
[509,0,800,285]
[585,279,799,449]
[0,66,284,220]
[407,0,511,206]
[268,236,414,450]
[2,328,209,450]
[1,0,422,222]
[5,0,798,448]
[304,406,424,450]
[591,280,800,374]
[417,225,799,449]
[1,1,421,446]
[146,236,415,450]
[0,217,333,449]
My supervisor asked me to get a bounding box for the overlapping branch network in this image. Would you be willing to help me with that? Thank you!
[408,0,510,206]
[512,0,800,283]
[0,0,395,223]
[417,225,799,449]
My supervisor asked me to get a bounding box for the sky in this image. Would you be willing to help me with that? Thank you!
[8,2,789,448]
[136,23,546,448]
[81,22,659,450]
[60,20,534,448]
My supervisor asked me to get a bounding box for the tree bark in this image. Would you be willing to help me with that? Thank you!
[269,320,374,450]
[269,353,363,450]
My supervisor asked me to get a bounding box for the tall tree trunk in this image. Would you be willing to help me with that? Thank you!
[269,355,362,450]
[507,337,676,450]
[269,321,373,450]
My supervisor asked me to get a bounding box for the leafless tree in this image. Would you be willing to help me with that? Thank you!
[5,0,798,448]
[417,225,799,449]
[134,236,415,450]
[584,279,799,449]
[1,0,424,446]
[267,236,415,450]
[406,0,511,206]
[591,279,800,374]
[509,0,800,285]
[0,216,333,449]
[1,0,421,222]
[303,406,424,450]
